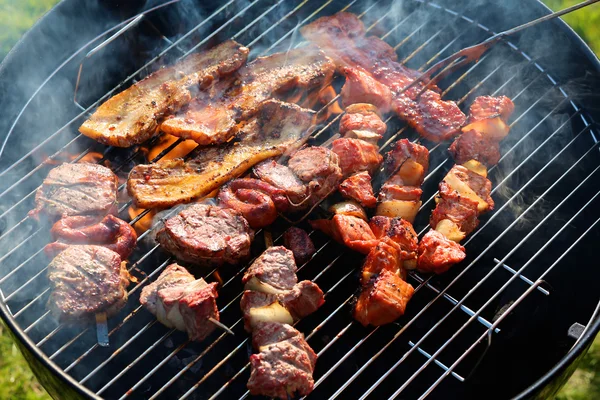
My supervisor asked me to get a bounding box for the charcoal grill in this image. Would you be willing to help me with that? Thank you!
[1,0,600,399]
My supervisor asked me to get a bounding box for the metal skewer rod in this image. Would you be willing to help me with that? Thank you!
[208,317,235,336]
[95,312,109,347]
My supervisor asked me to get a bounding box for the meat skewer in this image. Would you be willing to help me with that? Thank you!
[418,96,515,274]
[241,246,324,399]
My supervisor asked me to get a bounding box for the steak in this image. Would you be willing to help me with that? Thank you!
[47,245,130,321]
[156,204,254,266]
[30,163,118,220]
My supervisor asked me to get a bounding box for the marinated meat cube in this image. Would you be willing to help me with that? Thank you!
[440,165,494,213]
[47,245,130,321]
[218,178,289,228]
[448,128,501,166]
[279,281,325,320]
[384,139,429,184]
[378,184,423,202]
[283,227,316,265]
[331,138,383,177]
[339,105,387,138]
[248,322,317,399]
[288,146,343,210]
[253,160,309,206]
[468,95,515,123]
[47,215,137,259]
[340,67,392,112]
[354,269,414,326]
[242,246,298,291]
[361,237,404,285]
[417,229,466,274]
[30,163,118,220]
[156,204,254,266]
[79,40,249,147]
[430,195,480,236]
[310,214,378,254]
[338,171,377,208]
[140,264,219,341]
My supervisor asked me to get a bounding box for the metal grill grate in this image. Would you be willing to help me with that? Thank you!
[1,0,599,399]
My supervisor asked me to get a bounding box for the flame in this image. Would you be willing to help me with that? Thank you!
[77,151,105,164]
[147,134,198,162]
[319,85,344,115]
[128,206,156,234]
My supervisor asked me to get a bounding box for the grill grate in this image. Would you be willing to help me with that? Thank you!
[1,0,599,399]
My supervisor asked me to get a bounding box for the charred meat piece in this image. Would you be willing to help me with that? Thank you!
[302,12,466,142]
[47,245,130,321]
[360,236,404,285]
[339,172,377,208]
[218,178,289,228]
[368,216,418,269]
[449,96,515,166]
[161,47,334,145]
[243,247,298,291]
[354,269,414,326]
[383,139,429,184]
[288,146,343,210]
[248,322,317,399]
[468,95,514,123]
[430,195,479,237]
[253,160,309,206]
[339,104,387,142]
[140,264,219,341]
[449,128,501,166]
[30,163,118,220]
[283,227,316,265]
[340,67,392,112]
[128,100,314,209]
[439,165,494,214]
[156,204,254,266]
[80,40,249,147]
[417,229,466,274]
[310,214,378,254]
[46,215,137,259]
[331,138,383,177]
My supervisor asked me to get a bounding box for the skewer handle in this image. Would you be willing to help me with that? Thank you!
[208,317,235,336]
[95,312,110,347]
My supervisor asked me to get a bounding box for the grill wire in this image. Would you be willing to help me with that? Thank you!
[1,0,599,399]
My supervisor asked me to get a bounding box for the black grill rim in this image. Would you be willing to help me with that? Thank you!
[0,0,599,399]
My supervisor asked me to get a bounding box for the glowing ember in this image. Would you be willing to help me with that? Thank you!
[127,206,156,234]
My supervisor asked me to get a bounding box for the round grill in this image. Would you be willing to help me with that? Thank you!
[0,0,599,399]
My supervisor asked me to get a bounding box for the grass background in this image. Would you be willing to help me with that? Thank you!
[0,0,598,399]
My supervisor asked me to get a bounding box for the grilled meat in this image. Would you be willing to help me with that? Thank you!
[287,146,343,210]
[310,214,378,254]
[440,165,494,213]
[140,264,219,341]
[468,95,514,122]
[30,163,118,220]
[449,96,514,166]
[161,47,334,145]
[283,227,316,266]
[360,236,405,285]
[417,230,466,274]
[429,194,479,237]
[253,160,309,206]
[339,103,387,144]
[156,204,254,266]
[377,139,429,223]
[218,178,289,228]
[340,67,392,112]
[46,215,137,259]
[128,100,314,209]
[302,12,466,142]
[331,138,383,177]
[338,171,377,208]
[248,322,317,399]
[47,245,130,321]
[79,40,249,147]
[243,246,298,291]
[354,269,414,326]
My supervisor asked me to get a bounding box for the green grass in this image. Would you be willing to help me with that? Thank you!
[0,1,599,399]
